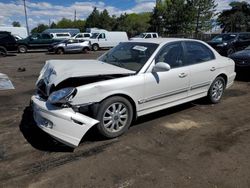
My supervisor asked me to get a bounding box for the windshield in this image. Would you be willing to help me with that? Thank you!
[90,33,99,39]
[212,34,237,42]
[99,42,159,72]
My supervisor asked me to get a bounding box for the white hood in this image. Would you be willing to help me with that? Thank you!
[39,59,135,86]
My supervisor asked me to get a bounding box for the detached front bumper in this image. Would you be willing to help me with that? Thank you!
[31,95,99,148]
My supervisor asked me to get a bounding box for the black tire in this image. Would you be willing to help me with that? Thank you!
[227,48,235,56]
[82,47,89,53]
[95,96,133,138]
[207,76,225,104]
[0,47,7,57]
[56,48,64,54]
[18,45,28,53]
[92,43,99,51]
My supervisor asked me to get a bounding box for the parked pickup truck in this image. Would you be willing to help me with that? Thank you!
[130,32,159,40]
[17,33,63,53]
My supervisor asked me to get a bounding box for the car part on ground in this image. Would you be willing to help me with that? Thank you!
[32,38,236,147]
[0,73,15,90]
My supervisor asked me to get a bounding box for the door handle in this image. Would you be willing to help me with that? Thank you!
[210,67,216,71]
[179,73,188,78]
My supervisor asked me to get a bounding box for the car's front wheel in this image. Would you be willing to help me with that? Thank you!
[18,45,27,53]
[96,96,133,138]
[207,76,225,104]
[56,48,64,54]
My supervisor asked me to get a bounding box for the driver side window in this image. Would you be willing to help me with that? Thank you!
[155,42,184,69]
[99,33,106,39]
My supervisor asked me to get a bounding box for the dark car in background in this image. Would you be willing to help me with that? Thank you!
[229,46,250,74]
[0,31,18,56]
[17,33,63,53]
[207,33,250,56]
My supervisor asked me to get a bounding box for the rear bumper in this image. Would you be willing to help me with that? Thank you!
[226,72,236,89]
[31,95,99,148]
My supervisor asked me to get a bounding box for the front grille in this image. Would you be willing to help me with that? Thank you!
[36,79,48,100]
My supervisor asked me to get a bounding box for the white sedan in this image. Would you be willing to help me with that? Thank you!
[31,38,236,147]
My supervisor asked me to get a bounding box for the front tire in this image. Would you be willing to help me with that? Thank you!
[56,48,64,54]
[207,76,225,104]
[92,43,99,51]
[18,45,27,53]
[227,48,235,56]
[95,96,133,138]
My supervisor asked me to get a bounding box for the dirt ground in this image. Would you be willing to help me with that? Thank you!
[0,51,250,188]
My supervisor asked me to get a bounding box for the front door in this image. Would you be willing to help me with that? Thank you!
[141,42,189,112]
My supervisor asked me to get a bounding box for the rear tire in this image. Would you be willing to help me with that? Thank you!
[0,47,7,57]
[18,45,27,53]
[92,44,99,51]
[207,76,225,104]
[95,96,133,138]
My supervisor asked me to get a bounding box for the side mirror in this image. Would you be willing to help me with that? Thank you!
[152,62,171,72]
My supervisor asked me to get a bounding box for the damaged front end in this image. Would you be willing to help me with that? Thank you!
[32,60,134,147]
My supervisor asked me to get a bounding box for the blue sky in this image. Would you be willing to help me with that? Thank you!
[0,0,249,29]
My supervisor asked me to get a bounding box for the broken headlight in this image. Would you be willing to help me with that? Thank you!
[48,87,77,104]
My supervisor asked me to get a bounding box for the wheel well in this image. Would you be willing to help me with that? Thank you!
[0,46,7,52]
[217,74,228,87]
[57,47,64,51]
[101,94,137,121]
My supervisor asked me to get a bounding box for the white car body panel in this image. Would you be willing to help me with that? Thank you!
[32,38,236,147]
[0,73,15,90]
[32,95,99,147]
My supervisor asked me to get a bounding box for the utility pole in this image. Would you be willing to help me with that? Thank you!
[74,10,76,21]
[23,0,29,35]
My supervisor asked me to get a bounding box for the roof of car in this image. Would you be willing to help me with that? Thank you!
[129,38,201,44]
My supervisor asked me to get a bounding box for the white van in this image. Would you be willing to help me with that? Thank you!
[72,33,92,40]
[50,33,71,39]
[89,32,128,51]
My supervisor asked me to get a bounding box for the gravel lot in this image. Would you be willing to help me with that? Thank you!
[0,52,250,188]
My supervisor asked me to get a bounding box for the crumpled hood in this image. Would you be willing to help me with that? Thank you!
[38,59,135,86]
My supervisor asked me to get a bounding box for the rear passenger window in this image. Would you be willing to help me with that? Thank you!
[184,41,215,65]
[84,34,90,37]
[152,34,157,38]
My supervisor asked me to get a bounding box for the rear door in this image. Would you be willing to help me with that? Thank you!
[183,41,219,97]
